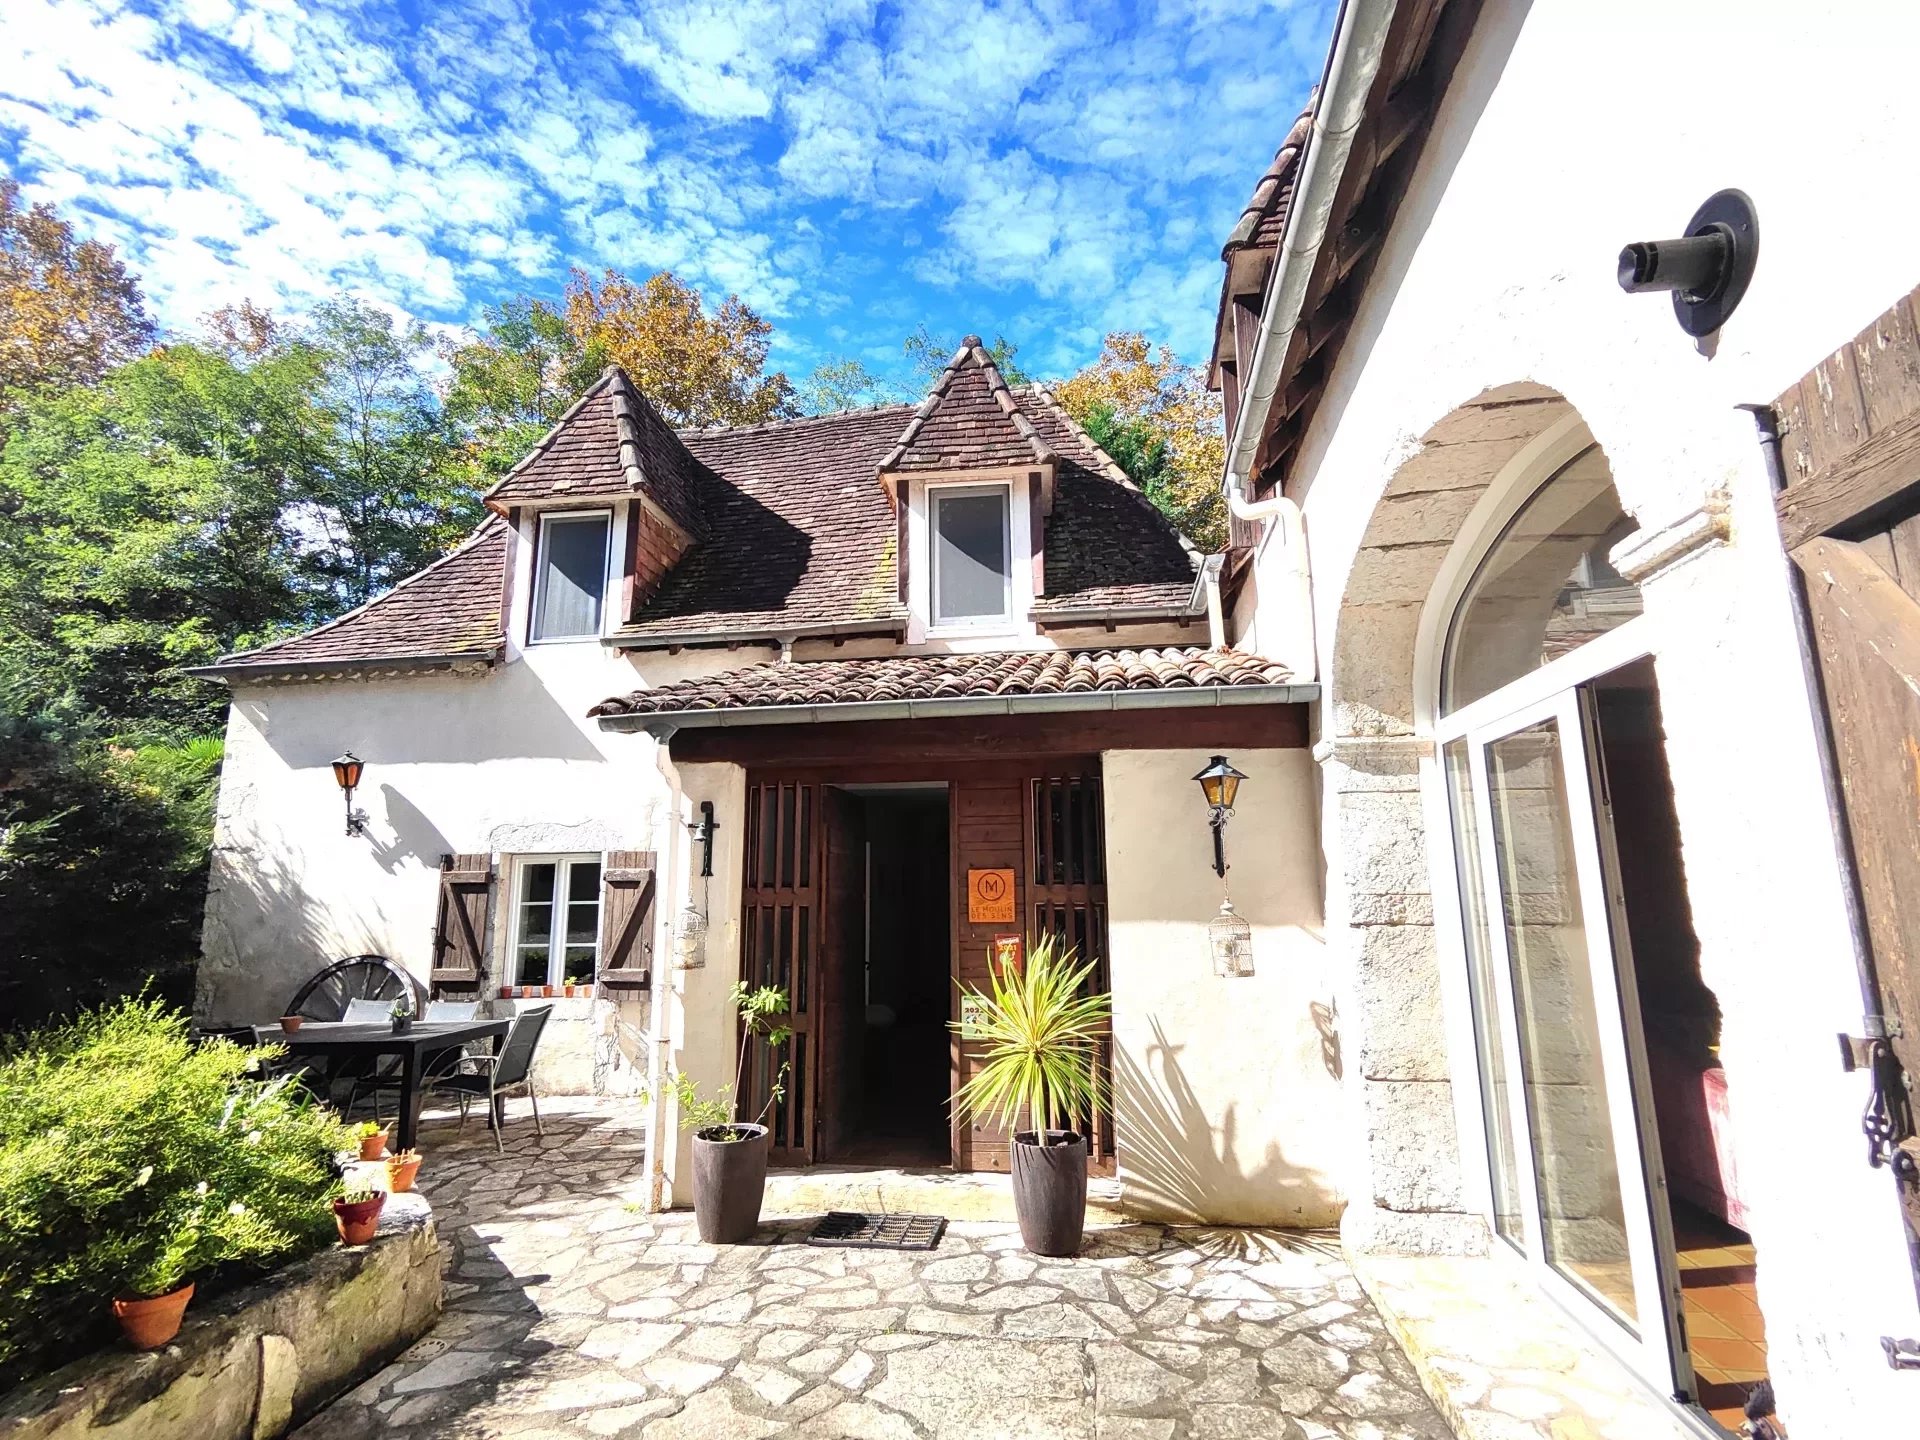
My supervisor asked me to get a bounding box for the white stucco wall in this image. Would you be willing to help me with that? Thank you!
[1225,0,1920,1428]
[1102,748,1340,1226]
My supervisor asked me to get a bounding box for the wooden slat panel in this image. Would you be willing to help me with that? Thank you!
[1792,536,1920,1246]
[1856,294,1920,434]
[1776,408,1920,550]
[742,778,823,1166]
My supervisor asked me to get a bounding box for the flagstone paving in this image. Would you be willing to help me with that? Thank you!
[293,1100,1450,1440]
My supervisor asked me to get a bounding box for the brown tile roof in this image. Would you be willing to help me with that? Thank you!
[621,404,914,642]
[879,336,1055,474]
[483,368,706,539]
[205,519,508,676]
[1222,105,1314,259]
[589,647,1293,718]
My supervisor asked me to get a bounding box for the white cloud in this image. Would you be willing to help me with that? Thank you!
[0,0,1334,373]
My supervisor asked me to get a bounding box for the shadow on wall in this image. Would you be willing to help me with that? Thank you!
[196,839,338,1026]
[258,662,604,769]
[1311,998,1343,1081]
[367,783,452,876]
[1116,1016,1336,1227]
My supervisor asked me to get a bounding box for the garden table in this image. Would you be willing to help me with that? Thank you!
[252,1018,510,1151]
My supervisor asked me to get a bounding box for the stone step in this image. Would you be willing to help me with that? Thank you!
[760,1165,1132,1226]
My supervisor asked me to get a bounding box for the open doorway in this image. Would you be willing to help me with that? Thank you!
[820,784,952,1166]
[1587,659,1771,1433]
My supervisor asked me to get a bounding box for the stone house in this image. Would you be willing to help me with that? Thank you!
[194,340,1336,1228]
[1208,0,1920,1433]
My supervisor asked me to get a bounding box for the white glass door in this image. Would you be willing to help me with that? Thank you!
[1461,685,1686,1395]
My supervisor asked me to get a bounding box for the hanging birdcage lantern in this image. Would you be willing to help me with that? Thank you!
[674,903,708,969]
[1209,898,1254,978]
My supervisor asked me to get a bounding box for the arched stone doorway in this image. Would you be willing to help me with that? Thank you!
[1326,380,1583,1257]
[1327,382,1769,1421]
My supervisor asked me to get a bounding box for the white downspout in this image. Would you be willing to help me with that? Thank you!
[1229,491,1316,681]
[643,754,682,1211]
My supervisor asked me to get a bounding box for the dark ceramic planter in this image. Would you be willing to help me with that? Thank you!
[1011,1129,1087,1256]
[692,1123,769,1244]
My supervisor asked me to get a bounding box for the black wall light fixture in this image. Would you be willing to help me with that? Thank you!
[1193,754,1248,879]
[689,799,717,877]
[330,752,366,836]
[1618,188,1759,338]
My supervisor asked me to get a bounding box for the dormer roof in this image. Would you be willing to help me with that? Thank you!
[483,366,706,540]
[878,336,1056,476]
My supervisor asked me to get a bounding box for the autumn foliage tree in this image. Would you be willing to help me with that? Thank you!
[0,178,154,413]
[1051,332,1226,550]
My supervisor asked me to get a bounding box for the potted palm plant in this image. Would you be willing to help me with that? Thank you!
[951,935,1111,1257]
[671,982,791,1244]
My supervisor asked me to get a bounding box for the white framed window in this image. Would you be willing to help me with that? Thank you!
[529,510,612,642]
[511,854,603,987]
[930,483,1013,628]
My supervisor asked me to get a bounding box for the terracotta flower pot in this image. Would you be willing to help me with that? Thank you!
[278,1015,303,1032]
[333,1192,386,1245]
[112,1282,194,1350]
[691,1124,769,1244]
[358,1132,388,1162]
[386,1154,422,1193]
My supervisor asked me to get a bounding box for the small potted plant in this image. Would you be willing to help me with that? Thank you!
[951,935,1111,1257]
[386,1147,423,1193]
[356,1120,389,1162]
[389,994,414,1035]
[278,1014,304,1032]
[111,1213,209,1351]
[332,1180,386,1245]
[672,982,790,1244]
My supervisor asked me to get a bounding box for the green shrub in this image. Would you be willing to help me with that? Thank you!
[0,997,353,1387]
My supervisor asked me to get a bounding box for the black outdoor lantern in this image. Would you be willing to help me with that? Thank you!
[331,752,366,836]
[1193,754,1248,878]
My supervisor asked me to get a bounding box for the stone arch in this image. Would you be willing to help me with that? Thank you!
[1326,381,1620,1254]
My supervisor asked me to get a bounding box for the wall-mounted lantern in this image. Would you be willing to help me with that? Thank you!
[1193,754,1247,879]
[689,800,717,877]
[677,799,718,968]
[331,752,366,836]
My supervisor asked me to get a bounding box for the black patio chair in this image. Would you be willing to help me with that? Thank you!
[426,1005,553,1154]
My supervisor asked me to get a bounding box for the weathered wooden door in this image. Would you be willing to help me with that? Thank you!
[741,778,821,1166]
[1026,770,1115,1176]
[951,762,1112,1174]
[1773,283,1920,1276]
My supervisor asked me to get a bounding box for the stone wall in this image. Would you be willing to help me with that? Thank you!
[0,1195,441,1440]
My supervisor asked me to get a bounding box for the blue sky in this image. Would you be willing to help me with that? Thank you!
[0,0,1333,392]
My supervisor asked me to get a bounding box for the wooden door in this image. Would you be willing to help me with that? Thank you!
[1773,283,1920,1277]
[741,778,822,1166]
[951,761,1111,1174]
[1026,770,1115,1175]
[818,788,867,1163]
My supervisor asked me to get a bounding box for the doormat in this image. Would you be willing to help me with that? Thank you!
[806,1210,947,1250]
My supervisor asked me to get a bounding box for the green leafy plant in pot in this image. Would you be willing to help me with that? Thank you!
[669,982,791,1244]
[951,935,1110,1256]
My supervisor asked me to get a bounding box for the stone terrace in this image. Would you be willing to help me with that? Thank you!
[294,1100,1449,1440]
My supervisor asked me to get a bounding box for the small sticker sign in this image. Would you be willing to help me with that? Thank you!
[967,867,1016,924]
[959,993,990,1040]
[992,933,1023,971]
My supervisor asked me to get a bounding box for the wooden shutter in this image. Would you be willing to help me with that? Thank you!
[430,853,492,992]
[600,849,656,990]
[741,779,822,1167]
[1774,284,1920,1275]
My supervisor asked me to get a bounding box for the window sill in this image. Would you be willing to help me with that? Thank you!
[499,984,594,999]
[926,621,1021,640]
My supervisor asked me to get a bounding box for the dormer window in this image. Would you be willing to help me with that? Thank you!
[932,484,1013,628]
[530,510,612,642]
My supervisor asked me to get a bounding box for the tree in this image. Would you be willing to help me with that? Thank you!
[441,295,604,481]
[562,268,794,426]
[303,299,479,606]
[0,179,154,414]
[1050,332,1226,550]
[0,341,326,738]
[902,324,1028,390]
[795,357,898,414]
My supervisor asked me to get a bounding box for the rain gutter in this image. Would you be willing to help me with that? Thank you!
[1223,0,1401,502]
[596,680,1319,741]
